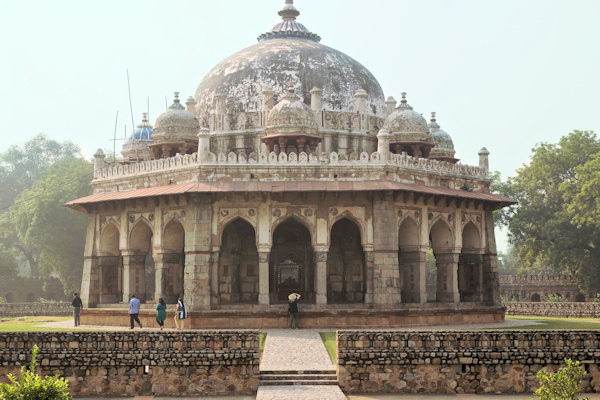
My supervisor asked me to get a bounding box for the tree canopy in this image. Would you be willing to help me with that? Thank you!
[494,130,600,288]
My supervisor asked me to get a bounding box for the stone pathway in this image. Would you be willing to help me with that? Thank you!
[257,329,346,400]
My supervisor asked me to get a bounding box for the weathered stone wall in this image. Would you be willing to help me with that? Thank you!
[0,302,72,317]
[1,277,66,303]
[0,331,259,396]
[499,274,592,302]
[505,302,600,318]
[338,330,600,394]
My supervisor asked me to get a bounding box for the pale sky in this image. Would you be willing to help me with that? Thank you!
[1,0,599,251]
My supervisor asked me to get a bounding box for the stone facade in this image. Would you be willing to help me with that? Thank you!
[337,330,600,394]
[65,0,514,328]
[0,302,72,317]
[0,331,259,396]
[500,275,592,302]
[505,302,600,318]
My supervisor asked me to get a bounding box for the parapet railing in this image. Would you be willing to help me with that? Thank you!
[95,151,486,180]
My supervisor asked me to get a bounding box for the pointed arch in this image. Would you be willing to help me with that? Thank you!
[462,222,481,251]
[399,216,420,250]
[129,218,153,253]
[216,213,257,246]
[99,221,122,303]
[271,215,315,247]
[163,218,185,253]
[398,216,425,303]
[100,221,120,256]
[328,217,365,303]
[329,212,366,246]
[429,218,453,252]
[219,218,259,304]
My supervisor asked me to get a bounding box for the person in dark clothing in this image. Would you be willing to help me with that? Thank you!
[288,293,301,329]
[72,293,83,327]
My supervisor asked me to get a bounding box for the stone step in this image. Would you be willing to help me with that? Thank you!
[259,379,339,386]
[261,374,337,381]
[260,369,337,375]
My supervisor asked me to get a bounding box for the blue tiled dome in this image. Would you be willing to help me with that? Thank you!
[121,113,154,162]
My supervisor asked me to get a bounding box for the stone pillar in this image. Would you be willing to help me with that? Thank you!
[364,250,375,305]
[258,251,270,305]
[372,192,401,306]
[198,128,211,162]
[216,93,227,131]
[338,133,348,156]
[314,249,328,305]
[122,254,147,302]
[93,149,105,179]
[354,89,368,133]
[185,96,197,114]
[458,253,484,302]
[261,89,274,127]
[377,129,390,159]
[479,147,490,178]
[80,214,99,307]
[385,96,397,117]
[436,252,460,303]
[183,194,213,311]
[400,251,427,304]
[482,209,501,305]
[154,252,167,303]
[210,249,220,308]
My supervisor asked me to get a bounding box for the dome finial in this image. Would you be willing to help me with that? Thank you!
[279,0,300,20]
[284,81,300,101]
[397,92,413,110]
[173,92,180,103]
[257,0,321,42]
[428,112,440,132]
[168,92,185,110]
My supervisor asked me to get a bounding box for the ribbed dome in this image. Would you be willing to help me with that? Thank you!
[266,83,318,135]
[383,93,430,138]
[428,112,458,163]
[121,113,153,162]
[153,92,200,142]
[194,0,385,119]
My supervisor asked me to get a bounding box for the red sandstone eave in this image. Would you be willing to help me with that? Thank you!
[63,181,516,213]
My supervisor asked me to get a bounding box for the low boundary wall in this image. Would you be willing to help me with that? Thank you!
[505,302,600,318]
[0,331,260,396]
[338,330,600,394]
[0,302,72,317]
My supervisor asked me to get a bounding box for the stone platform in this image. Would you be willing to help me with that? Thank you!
[80,304,505,329]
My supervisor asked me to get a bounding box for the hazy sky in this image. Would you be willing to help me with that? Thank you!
[1,0,599,250]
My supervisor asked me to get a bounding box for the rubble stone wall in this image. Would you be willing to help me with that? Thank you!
[0,331,260,396]
[505,302,600,318]
[0,302,72,317]
[338,330,600,394]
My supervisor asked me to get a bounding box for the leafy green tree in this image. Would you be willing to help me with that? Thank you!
[10,157,93,293]
[0,244,18,279]
[496,131,600,289]
[0,345,72,400]
[535,358,589,400]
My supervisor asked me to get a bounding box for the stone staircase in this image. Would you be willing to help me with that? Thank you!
[260,369,338,386]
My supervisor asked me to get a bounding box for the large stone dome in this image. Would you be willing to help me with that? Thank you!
[194,0,385,119]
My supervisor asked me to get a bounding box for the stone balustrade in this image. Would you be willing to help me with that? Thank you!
[95,151,485,180]
[0,302,72,317]
[0,331,259,396]
[505,301,600,318]
[337,330,600,394]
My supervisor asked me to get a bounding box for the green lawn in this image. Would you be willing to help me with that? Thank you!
[0,316,80,331]
[500,316,600,330]
[320,332,336,363]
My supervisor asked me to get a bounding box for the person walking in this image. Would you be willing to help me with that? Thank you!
[71,292,83,327]
[128,295,143,329]
[288,293,301,329]
[174,297,187,330]
[155,298,167,330]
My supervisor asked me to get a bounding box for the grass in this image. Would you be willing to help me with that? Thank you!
[500,316,600,330]
[320,332,337,363]
[0,316,84,332]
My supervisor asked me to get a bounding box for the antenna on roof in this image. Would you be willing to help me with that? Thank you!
[147,96,150,121]
[112,111,118,164]
[165,95,168,111]
[126,69,136,138]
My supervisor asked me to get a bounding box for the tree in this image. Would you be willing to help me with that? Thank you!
[496,131,600,289]
[535,358,589,400]
[9,157,93,293]
[0,244,18,279]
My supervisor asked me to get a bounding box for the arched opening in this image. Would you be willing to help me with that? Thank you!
[575,293,586,302]
[99,223,122,303]
[270,218,314,303]
[160,219,186,303]
[531,293,541,302]
[398,217,425,303]
[430,218,458,303]
[459,222,483,302]
[219,218,259,304]
[328,218,365,303]
[127,220,153,303]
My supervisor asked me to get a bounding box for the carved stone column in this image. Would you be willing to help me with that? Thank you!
[258,251,270,305]
[459,253,484,302]
[210,249,220,308]
[364,251,375,305]
[436,252,460,303]
[314,250,328,305]
[400,250,427,304]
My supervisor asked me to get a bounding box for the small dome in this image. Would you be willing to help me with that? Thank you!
[383,92,429,136]
[428,112,459,164]
[154,92,200,137]
[266,82,318,136]
[121,113,153,163]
